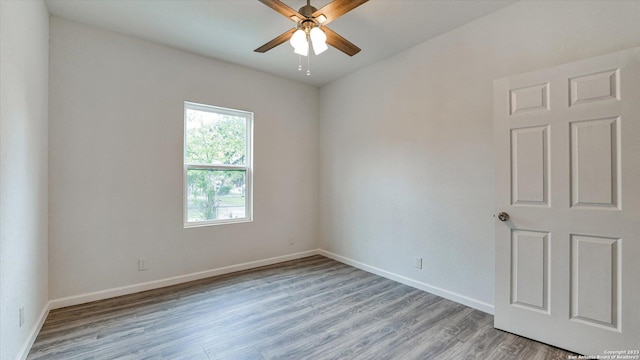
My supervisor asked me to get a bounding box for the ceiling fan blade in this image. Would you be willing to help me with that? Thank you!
[312,0,369,25]
[254,28,297,53]
[323,26,361,56]
[258,0,305,22]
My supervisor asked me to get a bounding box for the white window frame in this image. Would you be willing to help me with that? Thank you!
[183,101,253,227]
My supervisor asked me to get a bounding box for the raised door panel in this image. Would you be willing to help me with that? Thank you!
[510,83,550,115]
[570,117,620,209]
[511,230,549,313]
[569,69,619,107]
[570,235,620,331]
[511,126,549,206]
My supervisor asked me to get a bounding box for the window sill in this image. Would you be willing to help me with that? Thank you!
[184,218,253,228]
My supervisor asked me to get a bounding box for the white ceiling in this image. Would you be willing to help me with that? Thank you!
[44,0,515,87]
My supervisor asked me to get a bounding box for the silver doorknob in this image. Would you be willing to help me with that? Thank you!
[498,212,509,221]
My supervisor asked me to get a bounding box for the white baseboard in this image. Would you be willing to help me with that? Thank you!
[46,247,491,322]
[17,300,50,360]
[49,250,320,310]
[318,249,495,315]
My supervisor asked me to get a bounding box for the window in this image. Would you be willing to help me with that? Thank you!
[184,102,253,227]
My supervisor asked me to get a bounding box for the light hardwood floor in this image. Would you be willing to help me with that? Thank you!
[28,256,575,359]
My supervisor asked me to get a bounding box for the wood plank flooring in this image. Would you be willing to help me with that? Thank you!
[28,256,575,360]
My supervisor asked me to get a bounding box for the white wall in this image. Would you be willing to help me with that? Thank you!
[319,0,640,311]
[48,17,319,300]
[0,1,50,359]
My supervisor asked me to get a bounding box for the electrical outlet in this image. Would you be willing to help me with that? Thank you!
[19,307,24,327]
[414,256,423,269]
[138,258,148,271]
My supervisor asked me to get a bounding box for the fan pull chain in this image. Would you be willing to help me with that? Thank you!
[298,55,302,71]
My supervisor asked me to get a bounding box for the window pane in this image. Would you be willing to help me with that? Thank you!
[185,108,246,166]
[186,169,246,222]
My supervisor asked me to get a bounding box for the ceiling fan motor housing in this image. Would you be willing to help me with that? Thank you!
[299,4,318,18]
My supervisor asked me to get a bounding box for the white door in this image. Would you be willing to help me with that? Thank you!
[494,47,640,355]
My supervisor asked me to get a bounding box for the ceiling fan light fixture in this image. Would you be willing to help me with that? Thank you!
[290,29,307,50]
[294,42,309,56]
[310,27,328,55]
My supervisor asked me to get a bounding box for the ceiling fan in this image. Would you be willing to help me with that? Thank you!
[255,0,369,57]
